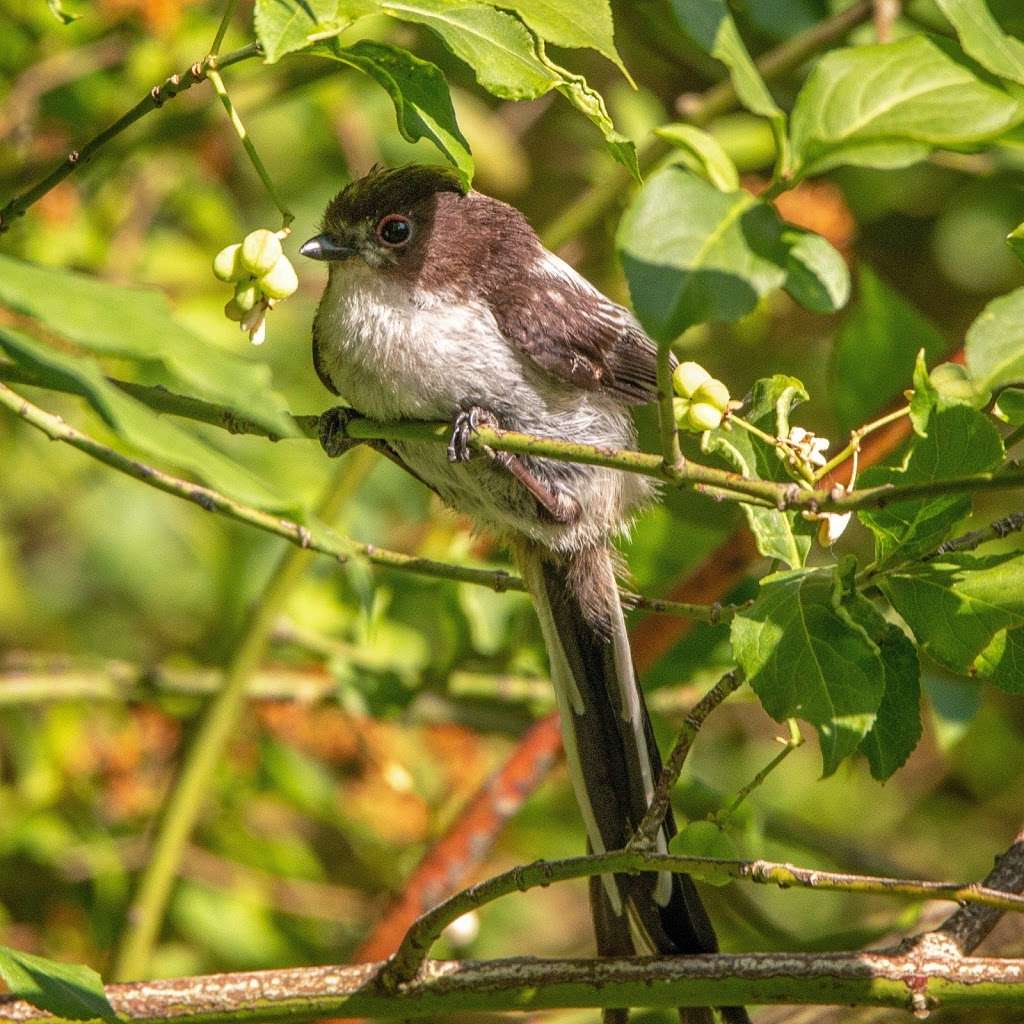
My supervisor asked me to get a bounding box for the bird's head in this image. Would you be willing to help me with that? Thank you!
[300,164,468,273]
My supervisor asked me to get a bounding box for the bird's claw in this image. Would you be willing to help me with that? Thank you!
[447,406,498,463]
[318,405,359,459]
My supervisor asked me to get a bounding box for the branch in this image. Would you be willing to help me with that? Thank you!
[383,850,1024,986]
[0,43,262,232]
[929,511,1024,558]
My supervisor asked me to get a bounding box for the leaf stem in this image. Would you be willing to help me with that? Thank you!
[210,0,238,56]
[814,405,912,481]
[717,719,804,823]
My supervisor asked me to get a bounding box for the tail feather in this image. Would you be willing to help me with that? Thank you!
[518,542,750,1024]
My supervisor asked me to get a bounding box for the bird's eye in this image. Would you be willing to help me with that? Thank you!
[376,214,413,247]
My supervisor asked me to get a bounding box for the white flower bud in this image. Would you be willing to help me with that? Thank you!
[673,361,712,398]
[691,378,730,412]
[240,229,283,276]
[818,512,851,546]
[687,401,723,431]
[259,255,298,299]
[213,243,244,282]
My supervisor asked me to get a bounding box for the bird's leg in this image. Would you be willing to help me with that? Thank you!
[318,405,361,458]
[447,405,581,525]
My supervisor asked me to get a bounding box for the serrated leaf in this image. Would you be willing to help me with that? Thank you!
[790,35,1024,178]
[994,386,1024,424]
[702,375,814,568]
[0,326,287,511]
[848,597,923,780]
[966,286,1024,390]
[973,627,1024,692]
[936,0,1024,85]
[831,267,947,432]
[380,0,556,100]
[0,945,116,1022]
[617,166,788,342]
[857,404,1004,566]
[730,567,886,775]
[669,0,785,129]
[882,552,1024,673]
[782,227,850,315]
[0,254,296,439]
[655,124,740,192]
[314,40,473,187]
[484,0,629,79]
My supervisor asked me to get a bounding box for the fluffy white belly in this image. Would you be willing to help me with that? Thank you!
[313,265,650,549]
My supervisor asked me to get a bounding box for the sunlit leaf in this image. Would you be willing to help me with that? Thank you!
[965,286,1024,390]
[973,627,1024,692]
[782,227,850,315]
[655,124,740,192]
[936,0,1024,85]
[0,945,116,1022]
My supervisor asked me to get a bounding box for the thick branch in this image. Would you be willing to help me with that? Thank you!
[1,951,1022,1021]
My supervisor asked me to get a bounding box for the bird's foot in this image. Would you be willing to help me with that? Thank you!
[318,405,360,459]
[447,405,499,463]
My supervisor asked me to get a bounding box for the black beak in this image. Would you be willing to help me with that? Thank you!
[299,234,355,261]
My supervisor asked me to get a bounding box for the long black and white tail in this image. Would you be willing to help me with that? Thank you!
[518,542,749,1024]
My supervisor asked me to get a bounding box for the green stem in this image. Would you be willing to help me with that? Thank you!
[0,43,261,232]
[210,0,238,55]
[656,346,682,467]
[814,405,911,482]
[717,719,803,823]
[206,65,293,229]
[383,848,1024,986]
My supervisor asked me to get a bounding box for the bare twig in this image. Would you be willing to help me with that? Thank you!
[930,511,1024,558]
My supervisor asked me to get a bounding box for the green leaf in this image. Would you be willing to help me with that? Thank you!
[831,266,947,432]
[857,404,1004,566]
[483,0,630,79]
[848,597,922,781]
[790,35,1024,178]
[966,286,1024,390]
[1008,220,1024,264]
[255,0,345,63]
[617,166,788,342]
[0,945,116,1022]
[314,40,473,187]
[936,0,1024,85]
[730,567,886,775]
[973,627,1024,692]
[881,552,1024,673]
[655,124,740,192]
[0,326,286,511]
[379,0,556,100]
[0,254,296,439]
[46,0,80,24]
[702,375,814,568]
[782,227,850,315]
[669,0,786,137]
[994,386,1024,424]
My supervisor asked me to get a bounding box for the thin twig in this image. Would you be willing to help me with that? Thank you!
[0,43,261,232]
[717,719,804,823]
[631,671,744,848]
[929,511,1024,558]
[382,848,1024,986]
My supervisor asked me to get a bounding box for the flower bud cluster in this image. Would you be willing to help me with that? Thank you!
[672,362,731,432]
[213,229,297,345]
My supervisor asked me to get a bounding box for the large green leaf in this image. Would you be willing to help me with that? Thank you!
[0,945,115,1022]
[831,267,948,432]
[782,227,850,315]
[790,35,1024,178]
[702,375,815,568]
[255,0,349,63]
[617,166,788,342]
[314,40,474,187]
[730,567,886,775]
[882,552,1024,673]
[655,124,740,192]
[973,627,1024,692]
[0,327,286,511]
[965,285,1024,390]
[0,254,296,439]
[857,404,1004,567]
[936,0,1024,85]
[380,0,556,100]
[484,0,629,78]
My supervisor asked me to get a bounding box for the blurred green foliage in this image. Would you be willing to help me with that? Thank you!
[0,1,1023,1021]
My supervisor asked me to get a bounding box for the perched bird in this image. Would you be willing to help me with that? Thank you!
[302,165,746,1024]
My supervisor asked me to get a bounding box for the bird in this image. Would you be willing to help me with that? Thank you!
[301,164,747,1024]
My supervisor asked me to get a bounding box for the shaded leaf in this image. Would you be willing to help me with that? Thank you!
[966,286,1024,390]
[0,945,116,1022]
[973,627,1024,692]
[790,35,1024,177]
[315,40,473,187]
[731,567,886,776]
[255,0,342,63]
[617,165,788,343]
[831,267,947,432]
[655,124,740,192]
[994,386,1024,424]
[936,0,1024,85]
[702,375,814,568]
[0,254,296,439]
[782,227,850,315]
[882,552,1024,673]
[1009,220,1024,264]
[858,404,1004,566]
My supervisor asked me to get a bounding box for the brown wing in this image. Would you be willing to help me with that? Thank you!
[487,261,660,405]
[312,310,340,396]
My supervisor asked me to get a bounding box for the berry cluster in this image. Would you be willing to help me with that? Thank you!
[672,361,732,432]
[213,229,298,345]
